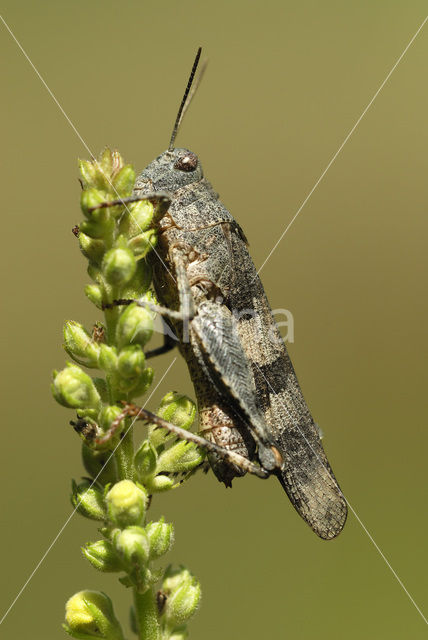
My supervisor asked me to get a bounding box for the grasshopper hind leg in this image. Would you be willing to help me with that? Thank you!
[199,405,257,487]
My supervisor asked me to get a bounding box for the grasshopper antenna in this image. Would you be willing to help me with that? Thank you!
[168,46,207,151]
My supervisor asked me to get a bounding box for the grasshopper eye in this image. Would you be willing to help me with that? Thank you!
[174,152,198,172]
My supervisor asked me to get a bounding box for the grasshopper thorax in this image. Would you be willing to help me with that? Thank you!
[134,148,203,193]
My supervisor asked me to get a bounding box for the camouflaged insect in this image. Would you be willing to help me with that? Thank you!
[110,49,347,540]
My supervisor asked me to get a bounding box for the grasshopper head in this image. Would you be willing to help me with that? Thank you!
[134,148,203,193]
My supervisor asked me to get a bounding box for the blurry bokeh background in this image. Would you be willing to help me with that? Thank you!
[1,2,427,638]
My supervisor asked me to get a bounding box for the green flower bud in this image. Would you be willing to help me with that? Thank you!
[128,229,157,259]
[112,165,135,195]
[146,518,174,559]
[146,474,174,493]
[82,443,118,485]
[158,393,196,429]
[118,200,154,237]
[116,302,153,349]
[102,246,136,286]
[117,346,145,379]
[98,148,114,178]
[78,232,105,264]
[116,367,153,396]
[106,480,147,527]
[121,262,152,300]
[78,159,98,188]
[163,567,201,627]
[97,405,124,443]
[64,590,124,640]
[134,441,157,480]
[63,321,101,368]
[71,479,106,521]
[111,149,125,176]
[52,364,101,411]
[82,540,123,572]
[80,188,108,219]
[113,525,150,566]
[81,217,114,240]
[98,345,118,372]
[162,566,189,593]
[149,393,196,447]
[85,284,103,309]
[156,441,204,475]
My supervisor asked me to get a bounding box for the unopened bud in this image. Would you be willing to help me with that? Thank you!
[149,393,196,447]
[163,566,201,627]
[118,200,154,238]
[146,474,174,493]
[80,189,108,218]
[146,519,174,559]
[85,284,103,309]
[78,232,105,264]
[98,345,118,372]
[106,480,147,528]
[158,393,196,429]
[116,302,153,349]
[113,525,150,567]
[51,364,101,412]
[117,346,145,379]
[71,479,106,521]
[78,159,98,188]
[82,539,123,572]
[112,165,135,195]
[63,321,100,368]
[102,246,136,286]
[134,441,157,480]
[97,405,124,443]
[128,229,157,260]
[64,590,124,640]
[81,443,118,485]
[156,441,204,475]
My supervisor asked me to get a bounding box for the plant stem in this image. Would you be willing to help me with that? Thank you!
[133,587,160,640]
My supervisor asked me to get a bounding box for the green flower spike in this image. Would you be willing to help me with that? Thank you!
[54,149,202,640]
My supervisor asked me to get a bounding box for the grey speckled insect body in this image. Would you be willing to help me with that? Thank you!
[131,50,347,540]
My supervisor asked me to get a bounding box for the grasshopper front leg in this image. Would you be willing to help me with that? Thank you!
[97,402,269,479]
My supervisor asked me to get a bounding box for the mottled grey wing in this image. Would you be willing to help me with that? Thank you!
[192,301,279,472]
[226,227,347,539]
[272,412,348,540]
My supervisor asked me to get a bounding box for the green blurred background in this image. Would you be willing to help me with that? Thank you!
[1,1,427,638]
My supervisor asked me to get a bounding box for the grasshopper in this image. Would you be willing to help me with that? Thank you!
[99,48,347,540]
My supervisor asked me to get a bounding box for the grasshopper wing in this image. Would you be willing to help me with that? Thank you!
[192,301,280,472]
[273,418,348,539]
